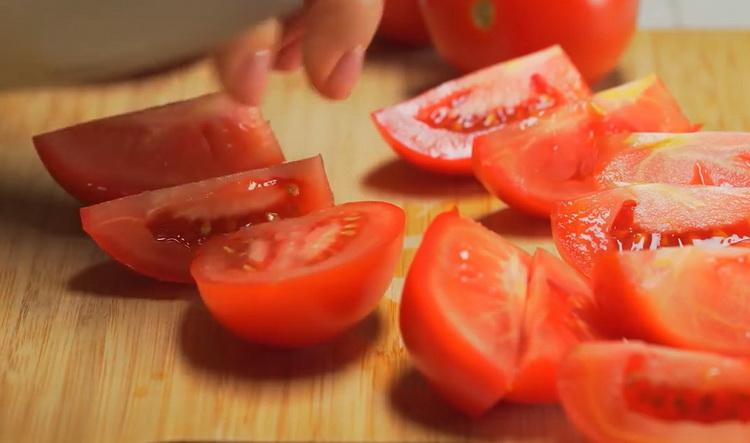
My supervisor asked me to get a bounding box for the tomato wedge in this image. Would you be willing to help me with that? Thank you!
[559,342,750,443]
[594,246,750,357]
[191,201,405,348]
[473,76,694,217]
[552,184,750,277]
[81,156,333,283]
[507,249,599,404]
[372,46,590,175]
[399,210,531,416]
[34,93,283,204]
[597,132,750,188]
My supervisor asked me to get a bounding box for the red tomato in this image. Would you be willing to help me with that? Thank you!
[420,0,638,83]
[377,0,430,46]
[473,76,693,217]
[559,341,750,443]
[507,249,599,404]
[399,210,531,416]
[597,132,750,188]
[81,156,333,283]
[191,201,405,347]
[372,46,589,175]
[34,93,283,204]
[594,246,750,357]
[552,184,750,277]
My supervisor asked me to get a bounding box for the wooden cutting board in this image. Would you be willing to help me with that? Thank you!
[2,31,750,443]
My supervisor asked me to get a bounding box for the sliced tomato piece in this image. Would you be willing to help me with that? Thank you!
[473,76,694,217]
[81,156,333,283]
[559,341,750,443]
[594,246,750,357]
[597,132,750,188]
[372,46,590,175]
[552,184,750,277]
[191,201,405,347]
[399,210,531,416]
[507,249,599,404]
[35,93,283,204]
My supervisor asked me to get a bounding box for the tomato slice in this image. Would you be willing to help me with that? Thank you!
[507,249,599,404]
[597,132,750,188]
[399,210,531,416]
[34,93,284,204]
[473,76,694,217]
[371,46,590,175]
[552,184,750,277]
[191,201,405,348]
[594,246,750,357]
[81,156,333,283]
[559,341,750,443]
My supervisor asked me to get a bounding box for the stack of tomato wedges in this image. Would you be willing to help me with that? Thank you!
[375,46,750,442]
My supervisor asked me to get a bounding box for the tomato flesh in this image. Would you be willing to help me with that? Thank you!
[594,247,750,357]
[81,156,333,283]
[399,210,531,416]
[191,201,405,347]
[34,93,283,204]
[552,184,750,277]
[372,46,589,175]
[559,342,750,443]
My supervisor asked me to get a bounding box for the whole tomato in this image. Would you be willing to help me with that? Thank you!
[419,0,638,83]
[378,0,431,46]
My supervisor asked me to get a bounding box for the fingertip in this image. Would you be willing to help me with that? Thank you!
[321,45,365,99]
[227,49,273,105]
[274,38,304,72]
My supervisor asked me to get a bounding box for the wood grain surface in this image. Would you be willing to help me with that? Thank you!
[2,31,750,443]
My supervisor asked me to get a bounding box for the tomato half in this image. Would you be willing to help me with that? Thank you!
[377,0,430,46]
[507,249,599,404]
[399,210,531,416]
[597,132,750,188]
[81,156,333,283]
[191,201,404,348]
[473,76,693,217]
[372,46,589,175]
[420,0,637,83]
[594,246,750,357]
[34,93,283,204]
[552,184,750,277]
[559,341,750,443]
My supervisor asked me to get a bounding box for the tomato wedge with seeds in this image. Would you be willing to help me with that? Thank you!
[81,156,333,283]
[594,246,750,357]
[35,93,283,204]
[372,46,590,175]
[559,342,750,443]
[552,184,750,277]
[507,249,599,404]
[596,132,750,188]
[191,201,404,348]
[399,210,531,416]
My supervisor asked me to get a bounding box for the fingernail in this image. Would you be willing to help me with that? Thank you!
[324,46,365,100]
[274,38,303,71]
[233,49,272,105]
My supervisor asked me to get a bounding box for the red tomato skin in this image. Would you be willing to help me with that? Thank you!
[81,156,333,283]
[420,0,638,84]
[378,0,431,45]
[399,210,531,416]
[34,93,283,204]
[192,202,405,348]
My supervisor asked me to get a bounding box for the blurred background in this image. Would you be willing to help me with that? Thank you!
[639,0,750,28]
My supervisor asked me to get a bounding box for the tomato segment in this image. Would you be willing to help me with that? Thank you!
[191,201,405,347]
[34,93,283,204]
[372,46,590,175]
[594,247,750,357]
[552,184,750,277]
[81,156,333,283]
[399,210,531,416]
[559,342,750,443]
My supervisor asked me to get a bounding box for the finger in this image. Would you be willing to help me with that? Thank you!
[214,18,282,105]
[274,10,306,71]
[303,0,383,100]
